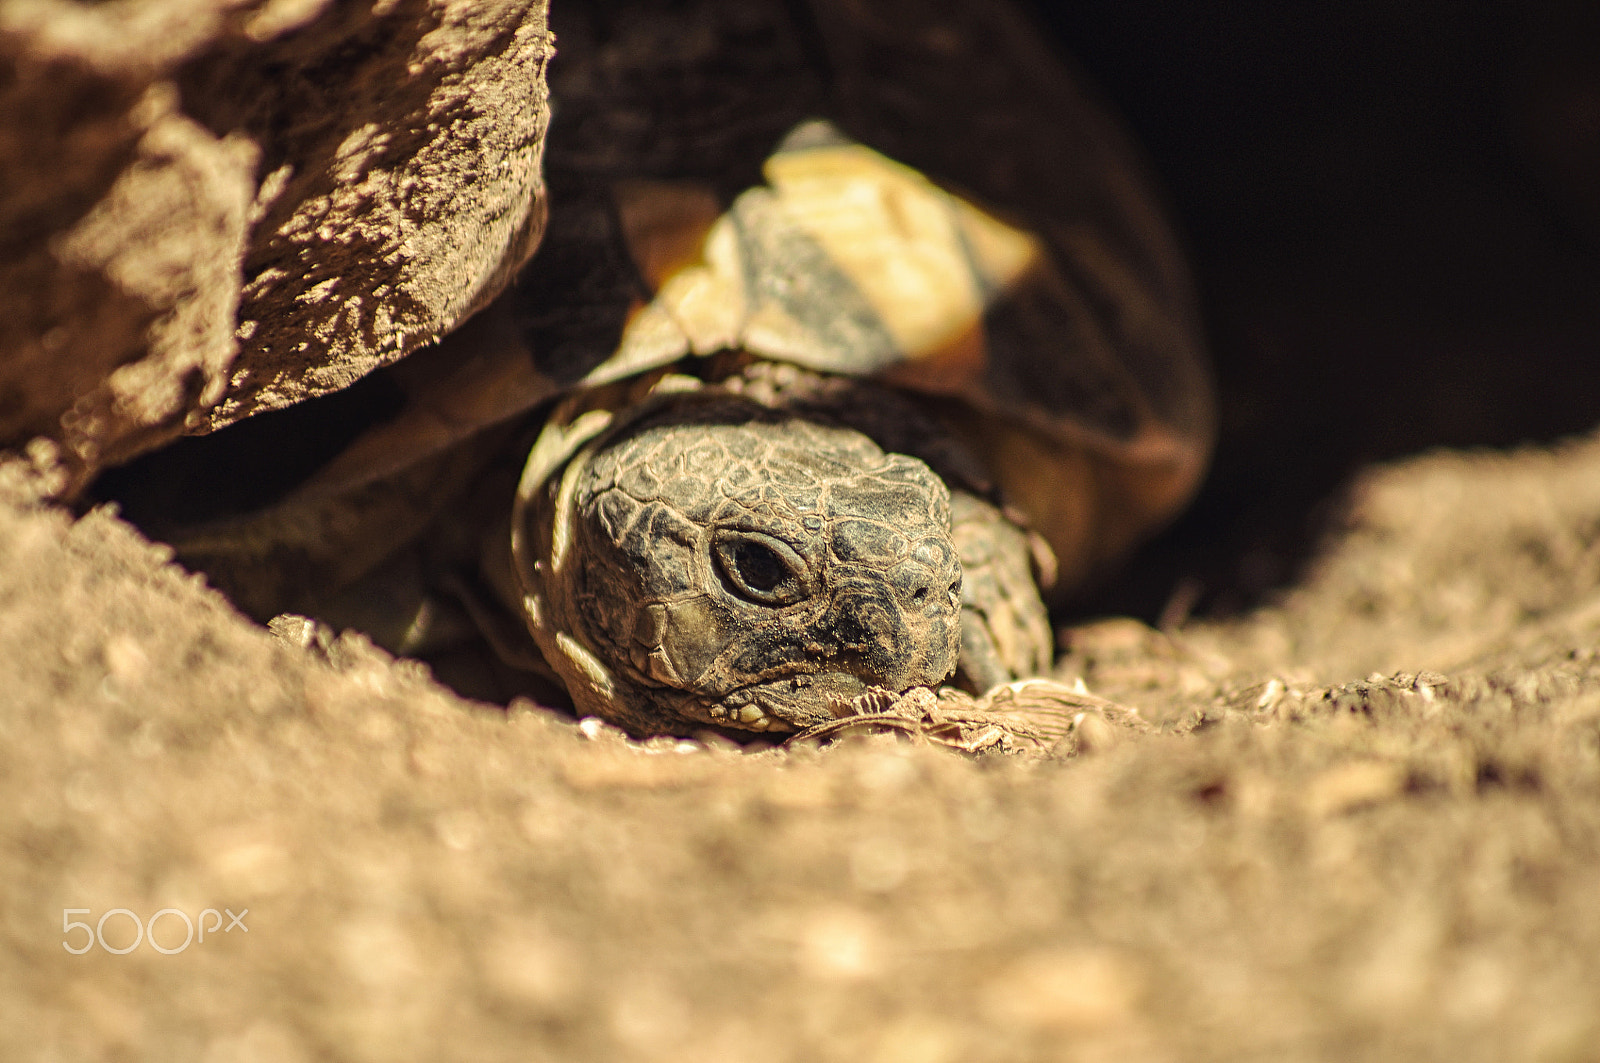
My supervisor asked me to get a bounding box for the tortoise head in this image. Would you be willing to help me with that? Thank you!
[519,406,962,736]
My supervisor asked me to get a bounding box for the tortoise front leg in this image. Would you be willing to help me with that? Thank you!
[948,491,1055,692]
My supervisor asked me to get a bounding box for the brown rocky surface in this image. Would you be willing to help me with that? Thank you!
[0,0,549,491]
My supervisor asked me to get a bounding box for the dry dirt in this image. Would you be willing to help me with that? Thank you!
[4,423,1600,1063]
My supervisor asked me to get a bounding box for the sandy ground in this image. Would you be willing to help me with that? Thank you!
[4,419,1600,1062]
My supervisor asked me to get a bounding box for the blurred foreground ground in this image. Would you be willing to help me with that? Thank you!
[3,419,1599,1062]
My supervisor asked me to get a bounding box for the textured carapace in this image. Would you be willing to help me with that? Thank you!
[521,400,962,736]
[536,116,1212,603]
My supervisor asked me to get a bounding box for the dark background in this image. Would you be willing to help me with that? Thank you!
[1028,0,1600,621]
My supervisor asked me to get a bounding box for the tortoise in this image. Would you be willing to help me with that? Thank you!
[143,0,1213,739]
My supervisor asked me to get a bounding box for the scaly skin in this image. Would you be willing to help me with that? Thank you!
[520,399,965,736]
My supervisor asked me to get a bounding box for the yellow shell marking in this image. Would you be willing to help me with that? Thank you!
[612,179,722,290]
[597,129,1044,384]
[762,143,1040,358]
[652,216,746,355]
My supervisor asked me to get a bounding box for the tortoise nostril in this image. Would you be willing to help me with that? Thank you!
[911,586,928,603]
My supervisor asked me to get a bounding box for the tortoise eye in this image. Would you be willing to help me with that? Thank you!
[731,541,784,591]
[713,531,808,606]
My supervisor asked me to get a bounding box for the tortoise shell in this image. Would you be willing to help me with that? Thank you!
[519,114,1211,597]
[493,0,1213,598]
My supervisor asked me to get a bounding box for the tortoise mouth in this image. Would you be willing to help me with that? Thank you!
[694,670,903,733]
